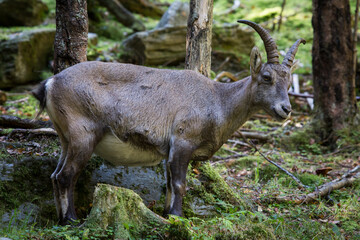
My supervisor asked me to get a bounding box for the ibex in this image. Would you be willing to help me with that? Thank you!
[32,20,305,225]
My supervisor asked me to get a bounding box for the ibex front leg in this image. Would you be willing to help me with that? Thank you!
[164,138,194,216]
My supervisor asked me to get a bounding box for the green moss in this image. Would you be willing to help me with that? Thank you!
[86,184,168,239]
[198,163,251,208]
[281,126,322,154]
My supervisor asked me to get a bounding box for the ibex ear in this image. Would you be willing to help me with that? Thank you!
[250,46,262,75]
[290,59,300,73]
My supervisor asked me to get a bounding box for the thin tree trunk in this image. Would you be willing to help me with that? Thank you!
[185,0,214,77]
[352,0,360,103]
[54,0,88,74]
[278,0,286,31]
[118,0,164,19]
[312,0,357,145]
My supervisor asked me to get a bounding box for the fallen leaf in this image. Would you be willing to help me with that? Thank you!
[315,167,333,176]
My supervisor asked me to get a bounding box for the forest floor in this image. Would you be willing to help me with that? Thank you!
[0,89,359,239]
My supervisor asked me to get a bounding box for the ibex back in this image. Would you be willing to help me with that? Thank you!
[33,20,305,225]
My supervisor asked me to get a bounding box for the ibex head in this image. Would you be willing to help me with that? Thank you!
[238,20,305,120]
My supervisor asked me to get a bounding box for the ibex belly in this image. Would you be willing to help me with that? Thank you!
[94,133,163,167]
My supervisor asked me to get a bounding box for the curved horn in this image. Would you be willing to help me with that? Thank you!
[282,38,306,68]
[237,20,279,64]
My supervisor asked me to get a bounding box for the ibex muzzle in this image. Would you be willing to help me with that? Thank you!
[32,20,305,225]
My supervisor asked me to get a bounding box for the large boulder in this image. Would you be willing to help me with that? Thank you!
[0,0,48,27]
[0,28,55,89]
[121,1,254,71]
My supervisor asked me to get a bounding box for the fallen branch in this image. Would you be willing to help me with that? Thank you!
[301,166,360,202]
[0,115,53,129]
[7,128,57,137]
[0,141,41,149]
[233,130,270,141]
[264,165,360,204]
[214,71,238,82]
[217,0,243,16]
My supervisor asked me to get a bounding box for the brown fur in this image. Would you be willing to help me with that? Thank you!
[32,22,304,225]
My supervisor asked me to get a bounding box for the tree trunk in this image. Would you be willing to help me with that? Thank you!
[312,0,357,145]
[119,0,164,19]
[54,0,88,74]
[98,0,145,32]
[185,0,214,77]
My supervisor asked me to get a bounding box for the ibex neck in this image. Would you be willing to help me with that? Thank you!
[216,76,256,140]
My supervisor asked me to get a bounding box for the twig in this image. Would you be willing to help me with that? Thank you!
[238,132,309,189]
[227,139,251,148]
[211,153,247,164]
[233,130,270,141]
[7,97,29,104]
[277,0,286,31]
[288,91,360,101]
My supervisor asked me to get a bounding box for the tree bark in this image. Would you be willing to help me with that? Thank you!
[54,0,88,74]
[185,0,214,77]
[312,0,357,145]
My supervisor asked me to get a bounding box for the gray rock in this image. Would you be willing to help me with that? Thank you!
[88,32,98,46]
[121,0,254,69]
[1,203,40,226]
[189,197,217,217]
[0,162,13,181]
[0,0,48,27]
[121,23,254,70]
[156,1,189,29]
[91,161,166,204]
[0,28,55,89]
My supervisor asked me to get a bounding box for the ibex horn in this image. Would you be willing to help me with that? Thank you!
[282,38,306,68]
[237,20,279,64]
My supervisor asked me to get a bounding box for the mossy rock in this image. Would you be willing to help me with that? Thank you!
[0,0,49,27]
[183,162,253,217]
[85,184,168,239]
[0,28,55,89]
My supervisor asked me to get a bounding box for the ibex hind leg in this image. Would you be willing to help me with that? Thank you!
[50,122,69,221]
[53,126,100,225]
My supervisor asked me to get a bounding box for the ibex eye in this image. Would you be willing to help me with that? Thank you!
[263,75,272,82]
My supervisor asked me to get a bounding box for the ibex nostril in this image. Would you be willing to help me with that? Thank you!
[282,106,291,115]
